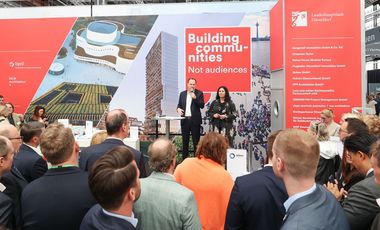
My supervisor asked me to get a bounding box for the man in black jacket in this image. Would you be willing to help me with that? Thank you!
[177,78,204,159]
[21,124,96,230]
[14,122,47,182]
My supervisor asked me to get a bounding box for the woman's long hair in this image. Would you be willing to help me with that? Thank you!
[215,86,231,102]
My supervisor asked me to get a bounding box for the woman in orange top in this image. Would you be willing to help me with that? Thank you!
[174,132,233,230]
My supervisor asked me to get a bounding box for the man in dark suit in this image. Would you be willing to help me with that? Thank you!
[80,146,141,230]
[329,132,380,230]
[80,109,146,177]
[13,122,47,182]
[225,131,288,230]
[21,124,96,230]
[0,124,28,230]
[273,129,349,230]
[177,78,204,159]
[0,136,16,229]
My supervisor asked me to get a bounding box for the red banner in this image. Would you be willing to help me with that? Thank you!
[270,0,283,71]
[284,0,362,129]
[185,27,251,93]
[0,18,76,113]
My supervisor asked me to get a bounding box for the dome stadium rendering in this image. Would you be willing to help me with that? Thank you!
[25,82,117,126]
[74,20,145,74]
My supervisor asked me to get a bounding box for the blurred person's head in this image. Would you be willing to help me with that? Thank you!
[216,86,231,102]
[321,109,334,125]
[196,132,228,165]
[20,122,44,147]
[344,132,377,175]
[273,129,319,181]
[370,140,380,185]
[265,130,282,164]
[339,113,360,124]
[148,138,177,174]
[367,95,375,103]
[0,95,4,105]
[0,105,9,118]
[363,115,380,137]
[339,118,369,141]
[187,78,197,92]
[40,124,79,165]
[5,103,14,114]
[0,136,14,176]
[0,124,22,153]
[33,106,45,118]
[89,146,140,213]
[105,109,129,138]
[90,130,108,146]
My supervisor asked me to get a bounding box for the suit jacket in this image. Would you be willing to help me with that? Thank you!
[225,166,288,230]
[177,89,205,126]
[21,167,96,230]
[282,184,349,230]
[0,191,12,228]
[133,172,201,230]
[80,138,146,178]
[13,143,47,183]
[80,204,135,230]
[0,166,28,230]
[343,172,380,230]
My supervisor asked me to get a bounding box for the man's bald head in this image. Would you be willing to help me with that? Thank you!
[148,138,177,173]
[0,124,22,153]
[105,109,129,136]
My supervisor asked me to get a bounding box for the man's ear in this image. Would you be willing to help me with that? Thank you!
[357,151,367,160]
[276,157,285,173]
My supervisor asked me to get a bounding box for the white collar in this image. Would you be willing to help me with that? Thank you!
[102,209,138,227]
[284,183,316,212]
[367,168,374,177]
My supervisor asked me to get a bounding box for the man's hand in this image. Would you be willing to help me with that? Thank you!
[177,108,184,116]
[219,115,227,120]
[190,91,196,99]
[213,114,220,119]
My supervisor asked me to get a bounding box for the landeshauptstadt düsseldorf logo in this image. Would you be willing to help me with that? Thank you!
[292,11,308,27]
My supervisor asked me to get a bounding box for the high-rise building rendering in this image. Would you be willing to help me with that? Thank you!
[145,32,179,134]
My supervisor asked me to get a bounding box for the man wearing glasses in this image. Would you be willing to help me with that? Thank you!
[0,124,28,230]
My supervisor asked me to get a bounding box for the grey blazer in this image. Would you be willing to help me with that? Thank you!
[282,184,349,230]
[133,172,201,230]
[343,173,380,230]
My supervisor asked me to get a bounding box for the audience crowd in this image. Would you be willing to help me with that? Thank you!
[3,95,380,230]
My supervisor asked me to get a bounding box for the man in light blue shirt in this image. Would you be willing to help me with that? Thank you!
[272,129,349,230]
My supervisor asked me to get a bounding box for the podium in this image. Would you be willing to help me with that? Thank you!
[152,116,184,139]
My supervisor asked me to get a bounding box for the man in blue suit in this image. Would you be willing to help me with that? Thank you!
[272,129,349,230]
[80,109,146,177]
[80,146,141,230]
[225,131,288,230]
[14,122,47,182]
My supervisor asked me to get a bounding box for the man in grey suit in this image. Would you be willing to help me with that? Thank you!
[272,129,349,230]
[133,138,201,230]
[329,132,380,230]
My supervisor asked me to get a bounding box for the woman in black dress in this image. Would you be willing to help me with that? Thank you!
[208,86,237,147]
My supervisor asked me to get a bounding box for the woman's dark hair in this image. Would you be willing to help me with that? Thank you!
[33,106,45,118]
[216,86,231,102]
